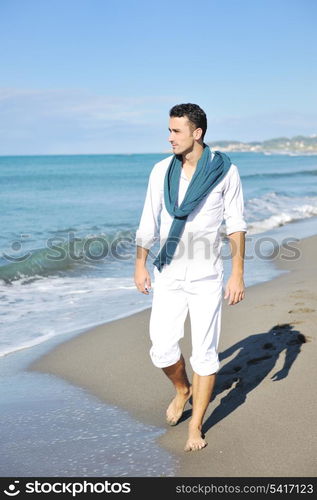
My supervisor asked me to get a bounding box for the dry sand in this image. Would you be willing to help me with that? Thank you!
[28,234,317,477]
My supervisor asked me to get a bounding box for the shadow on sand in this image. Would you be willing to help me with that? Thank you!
[178,323,306,431]
[203,323,306,433]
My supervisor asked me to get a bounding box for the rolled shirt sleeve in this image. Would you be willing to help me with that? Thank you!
[223,163,248,236]
[135,165,162,250]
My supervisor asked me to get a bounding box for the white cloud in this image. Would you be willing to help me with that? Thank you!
[0,88,316,154]
[0,88,178,154]
[0,87,173,122]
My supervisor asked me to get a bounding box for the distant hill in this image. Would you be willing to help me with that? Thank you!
[207,135,317,154]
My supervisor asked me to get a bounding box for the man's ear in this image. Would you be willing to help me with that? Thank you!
[193,128,203,141]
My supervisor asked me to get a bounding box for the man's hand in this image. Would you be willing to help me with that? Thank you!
[224,274,245,305]
[134,265,152,295]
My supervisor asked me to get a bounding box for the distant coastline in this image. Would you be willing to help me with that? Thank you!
[207,134,317,154]
[1,135,317,157]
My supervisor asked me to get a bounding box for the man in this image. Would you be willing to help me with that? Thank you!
[134,103,247,452]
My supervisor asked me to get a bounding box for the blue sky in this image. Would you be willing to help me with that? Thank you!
[0,0,316,154]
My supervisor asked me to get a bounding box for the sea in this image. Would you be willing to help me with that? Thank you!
[1,152,317,476]
[1,151,317,358]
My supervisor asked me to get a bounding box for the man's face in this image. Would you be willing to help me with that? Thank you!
[168,116,197,155]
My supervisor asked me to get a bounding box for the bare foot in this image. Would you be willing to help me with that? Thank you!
[184,423,207,452]
[166,386,192,426]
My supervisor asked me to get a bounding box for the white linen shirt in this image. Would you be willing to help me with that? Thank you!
[135,152,248,281]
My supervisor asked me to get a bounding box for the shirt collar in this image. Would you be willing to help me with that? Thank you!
[180,151,215,182]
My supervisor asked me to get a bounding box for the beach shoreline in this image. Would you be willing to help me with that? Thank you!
[27,234,317,476]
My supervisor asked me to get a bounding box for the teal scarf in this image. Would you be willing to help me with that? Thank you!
[153,144,232,272]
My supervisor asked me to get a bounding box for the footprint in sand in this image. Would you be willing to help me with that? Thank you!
[289,290,307,298]
[288,308,315,314]
[290,290,317,301]
[255,304,275,308]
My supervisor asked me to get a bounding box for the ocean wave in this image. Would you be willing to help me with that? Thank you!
[0,274,149,358]
[241,169,317,180]
[245,192,317,234]
[0,229,135,283]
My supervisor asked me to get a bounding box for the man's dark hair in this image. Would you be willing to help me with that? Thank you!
[169,103,207,140]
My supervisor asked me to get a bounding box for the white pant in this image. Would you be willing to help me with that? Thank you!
[149,268,224,376]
